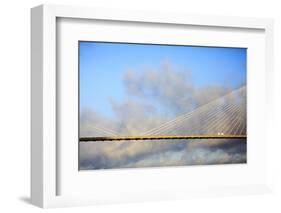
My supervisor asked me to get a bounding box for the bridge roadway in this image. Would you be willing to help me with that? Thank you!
[80,134,247,142]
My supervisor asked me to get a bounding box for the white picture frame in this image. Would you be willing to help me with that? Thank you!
[31,4,274,208]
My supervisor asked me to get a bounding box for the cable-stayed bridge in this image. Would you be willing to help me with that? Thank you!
[80,86,246,142]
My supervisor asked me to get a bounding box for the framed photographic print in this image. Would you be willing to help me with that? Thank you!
[31,4,274,208]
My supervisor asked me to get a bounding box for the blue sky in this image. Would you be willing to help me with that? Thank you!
[79,41,246,117]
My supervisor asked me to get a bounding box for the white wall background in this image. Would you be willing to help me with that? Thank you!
[0,0,280,212]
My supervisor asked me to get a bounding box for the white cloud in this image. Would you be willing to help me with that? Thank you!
[79,62,246,170]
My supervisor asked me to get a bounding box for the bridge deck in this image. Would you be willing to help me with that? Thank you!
[80,135,247,142]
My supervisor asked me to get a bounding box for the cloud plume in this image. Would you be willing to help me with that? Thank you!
[79,62,246,170]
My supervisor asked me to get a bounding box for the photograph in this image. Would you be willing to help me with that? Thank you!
[78,41,247,170]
